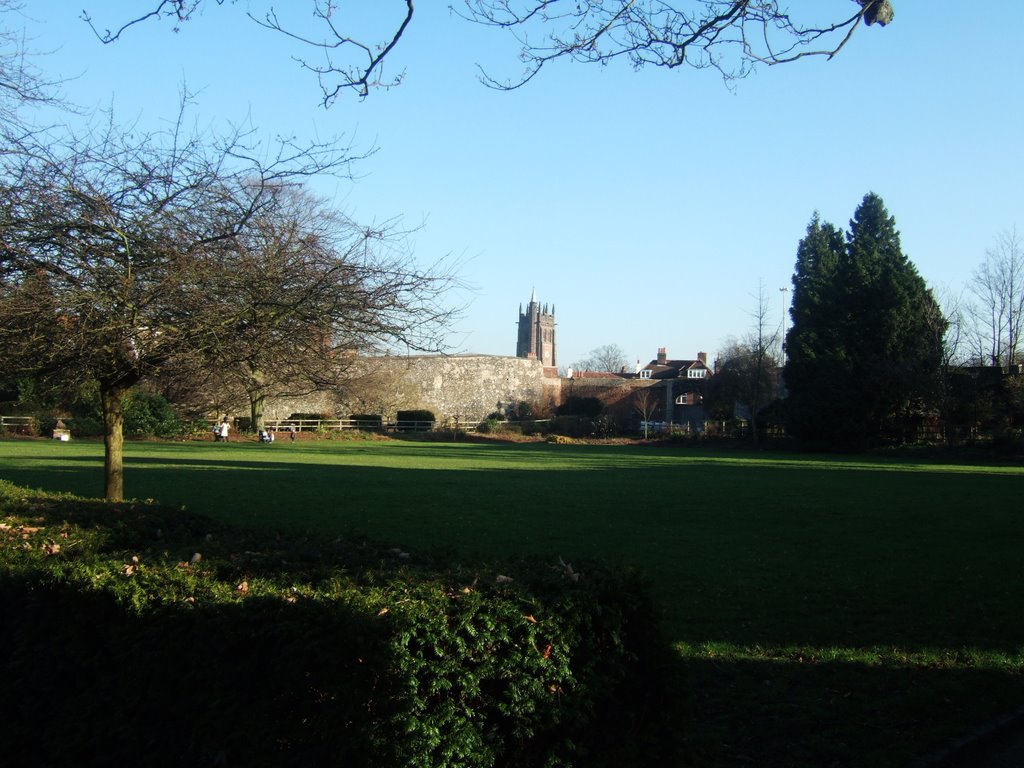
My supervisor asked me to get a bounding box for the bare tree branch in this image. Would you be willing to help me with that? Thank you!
[0,1,65,131]
[458,0,894,90]
[252,1,415,104]
[82,1,415,107]
[79,1,892,104]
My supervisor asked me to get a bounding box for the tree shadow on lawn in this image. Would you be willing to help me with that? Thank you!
[676,653,1024,768]
[3,471,1023,768]
[2,453,1024,656]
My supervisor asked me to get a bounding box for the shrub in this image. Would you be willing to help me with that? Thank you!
[0,482,679,768]
[592,414,615,438]
[547,434,575,445]
[35,416,56,436]
[510,400,547,422]
[396,409,435,432]
[123,390,188,438]
[66,416,103,437]
[520,419,545,436]
[476,417,502,434]
[552,415,595,438]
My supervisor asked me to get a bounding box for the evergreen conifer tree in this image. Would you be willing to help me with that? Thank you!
[784,194,945,447]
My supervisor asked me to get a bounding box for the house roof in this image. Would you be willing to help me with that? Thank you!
[638,358,713,380]
[574,370,628,379]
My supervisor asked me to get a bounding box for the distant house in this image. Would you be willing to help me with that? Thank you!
[636,348,714,429]
[638,348,712,380]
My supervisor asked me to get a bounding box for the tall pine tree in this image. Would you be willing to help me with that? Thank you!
[783,213,847,444]
[784,193,946,447]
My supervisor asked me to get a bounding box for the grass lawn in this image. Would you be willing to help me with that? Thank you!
[2,436,1022,766]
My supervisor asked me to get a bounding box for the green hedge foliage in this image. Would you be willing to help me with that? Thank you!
[396,409,436,432]
[0,482,679,767]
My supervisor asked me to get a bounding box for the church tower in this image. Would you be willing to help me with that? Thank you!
[516,288,557,367]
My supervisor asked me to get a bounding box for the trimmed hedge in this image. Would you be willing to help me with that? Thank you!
[396,409,435,432]
[0,482,679,767]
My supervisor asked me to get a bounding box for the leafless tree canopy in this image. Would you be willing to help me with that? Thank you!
[0,102,364,499]
[460,0,894,89]
[0,0,62,131]
[83,0,415,106]
[196,184,462,429]
[574,343,628,373]
[81,1,893,104]
[967,229,1024,369]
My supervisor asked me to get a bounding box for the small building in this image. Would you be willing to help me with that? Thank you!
[637,348,714,429]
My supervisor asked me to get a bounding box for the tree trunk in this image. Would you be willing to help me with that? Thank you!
[247,368,267,433]
[101,381,129,501]
[249,390,266,433]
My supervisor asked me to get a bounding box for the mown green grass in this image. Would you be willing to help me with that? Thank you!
[2,436,1023,766]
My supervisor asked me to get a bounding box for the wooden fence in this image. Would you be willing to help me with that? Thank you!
[0,416,36,433]
[261,418,478,434]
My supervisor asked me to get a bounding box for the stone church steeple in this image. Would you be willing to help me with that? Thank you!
[516,288,556,367]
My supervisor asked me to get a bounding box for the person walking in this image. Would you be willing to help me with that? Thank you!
[219,418,230,443]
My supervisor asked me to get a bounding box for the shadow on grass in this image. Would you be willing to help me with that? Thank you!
[2,449,1024,655]
[675,654,1024,768]
[2,473,1023,768]
[0,490,683,768]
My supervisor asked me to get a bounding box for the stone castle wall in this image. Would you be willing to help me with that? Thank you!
[261,355,558,424]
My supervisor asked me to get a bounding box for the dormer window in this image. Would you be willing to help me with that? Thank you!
[687,368,706,379]
[640,369,652,379]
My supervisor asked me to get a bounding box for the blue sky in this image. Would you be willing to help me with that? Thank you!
[17,2,1024,369]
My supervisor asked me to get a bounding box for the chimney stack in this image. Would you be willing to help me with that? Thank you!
[697,351,707,365]
[657,347,667,365]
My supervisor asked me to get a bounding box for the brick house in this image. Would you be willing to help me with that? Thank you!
[636,348,714,430]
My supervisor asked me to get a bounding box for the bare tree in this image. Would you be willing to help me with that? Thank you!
[709,282,780,443]
[632,385,661,439]
[199,184,461,431]
[82,1,893,105]
[574,343,628,373]
[0,107,355,500]
[966,229,1024,369]
[933,284,967,368]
